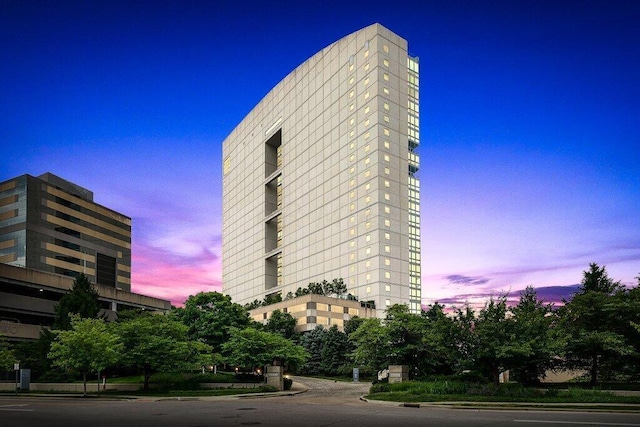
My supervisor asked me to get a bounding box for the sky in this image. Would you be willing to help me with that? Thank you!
[1,0,639,309]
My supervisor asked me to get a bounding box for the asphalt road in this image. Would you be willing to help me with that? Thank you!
[1,377,639,427]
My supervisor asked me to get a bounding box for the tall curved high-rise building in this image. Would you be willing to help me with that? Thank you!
[222,23,420,317]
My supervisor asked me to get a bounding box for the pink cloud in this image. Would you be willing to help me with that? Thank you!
[131,242,222,307]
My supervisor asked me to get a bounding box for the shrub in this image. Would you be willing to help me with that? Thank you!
[370,383,390,393]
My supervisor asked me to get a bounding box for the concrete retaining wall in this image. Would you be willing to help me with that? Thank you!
[0,382,263,392]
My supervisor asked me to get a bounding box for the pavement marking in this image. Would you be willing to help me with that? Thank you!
[515,420,640,426]
[0,404,33,412]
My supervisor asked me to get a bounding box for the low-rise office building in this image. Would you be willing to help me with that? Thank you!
[0,263,171,341]
[249,293,376,332]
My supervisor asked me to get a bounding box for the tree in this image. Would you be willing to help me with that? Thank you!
[116,314,212,390]
[320,325,350,375]
[48,317,122,396]
[174,292,253,354]
[264,310,298,340]
[469,296,513,386]
[350,318,390,371]
[53,273,101,330]
[559,263,633,385]
[299,326,327,374]
[384,304,430,378]
[222,327,308,371]
[420,303,463,376]
[579,263,623,294]
[508,286,560,385]
[0,335,15,371]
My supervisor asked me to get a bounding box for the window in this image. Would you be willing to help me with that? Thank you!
[364,77,370,86]
[385,271,391,279]
[384,140,390,149]
[365,183,370,191]
[350,203,355,211]
[364,157,370,165]
[384,180,390,187]
[384,206,390,214]
[349,76,354,84]
[385,284,391,292]
[385,232,390,240]
[365,234,371,242]
[383,87,389,95]
[383,44,389,53]
[383,73,389,81]
[384,102,389,110]
[384,154,390,162]
[384,193,390,201]
[364,144,370,152]
[364,106,370,114]
[384,167,390,175]
[365,195,370,203]
[366,286,371,293]
[385,245,390,253]
[385,258,391,266]
[366,273,371,280]
[383,59,389,67]
[384,128,390,136]
[365,247,371,255]
[365,221,371,229]
[386,299,391,307]
[384,219,390,227]
[364,91,370,100]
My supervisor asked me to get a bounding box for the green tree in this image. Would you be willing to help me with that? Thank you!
[350,317,390,371]
[0,335,15,370]
[264,310,298,340]
[559,263,633,385]
[48,317,122,396]
[299,326,327,374]
[320,325,350,375]
[384,304,430,378]
[579,263,623,294]
[470,296,513,386]
[508,286,560,385]
[420,303,463,376]
[222,327,308,371]
[116,314,212,390]
[53,273,101,330]
[174,292,252,354]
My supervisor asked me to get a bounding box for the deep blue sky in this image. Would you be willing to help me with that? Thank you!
[1,0,639,306]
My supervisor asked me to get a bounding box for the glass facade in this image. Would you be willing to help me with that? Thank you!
[408,56,421,314]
